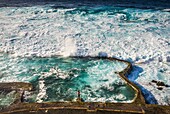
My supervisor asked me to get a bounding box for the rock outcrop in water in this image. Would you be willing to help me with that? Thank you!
[151,80,170,91]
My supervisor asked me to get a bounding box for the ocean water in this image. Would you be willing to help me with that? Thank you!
[0,0,170,105]
[0,90,17,108]
[0,53,135,103]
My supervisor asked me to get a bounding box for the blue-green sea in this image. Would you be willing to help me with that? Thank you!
[0,0,169,105]
[0,53,135,103]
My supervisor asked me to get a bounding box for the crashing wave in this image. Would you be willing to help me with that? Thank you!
[0,5,169,105]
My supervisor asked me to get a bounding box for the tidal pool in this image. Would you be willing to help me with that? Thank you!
[0,90,17,109]
[0,53,135,103]
[0,1,169,105]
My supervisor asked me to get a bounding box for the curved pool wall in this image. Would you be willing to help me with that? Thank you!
[0,53,137,103]
[0,55,151,113]
[0,2,169,106]
[1,56,169,114]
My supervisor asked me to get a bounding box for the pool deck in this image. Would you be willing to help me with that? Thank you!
[0,57,170,114]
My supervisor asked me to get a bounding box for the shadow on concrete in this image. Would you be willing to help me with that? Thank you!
[127,65,158,104]
[97,54,158,104]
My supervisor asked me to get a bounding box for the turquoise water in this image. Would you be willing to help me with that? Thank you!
[0,53,135,103]
[0,90,17,108]
[0,1,169,105]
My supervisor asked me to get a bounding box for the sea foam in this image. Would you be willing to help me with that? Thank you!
[0,5,169,105]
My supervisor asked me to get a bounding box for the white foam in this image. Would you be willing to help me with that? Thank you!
[162,9,170,12]
[0,6,169,105]
[61,38,77,57]
[36,79,47,103]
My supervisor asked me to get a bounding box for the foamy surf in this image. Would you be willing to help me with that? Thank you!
[0,5,169,105]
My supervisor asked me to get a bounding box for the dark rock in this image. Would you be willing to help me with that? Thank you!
[167,56,170,62]
[165,85,170,87]
[151,80,157,83]
[157,87,163,90]
[156,81,166,86]
[158,56,163,62]
[151,80,166,87]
